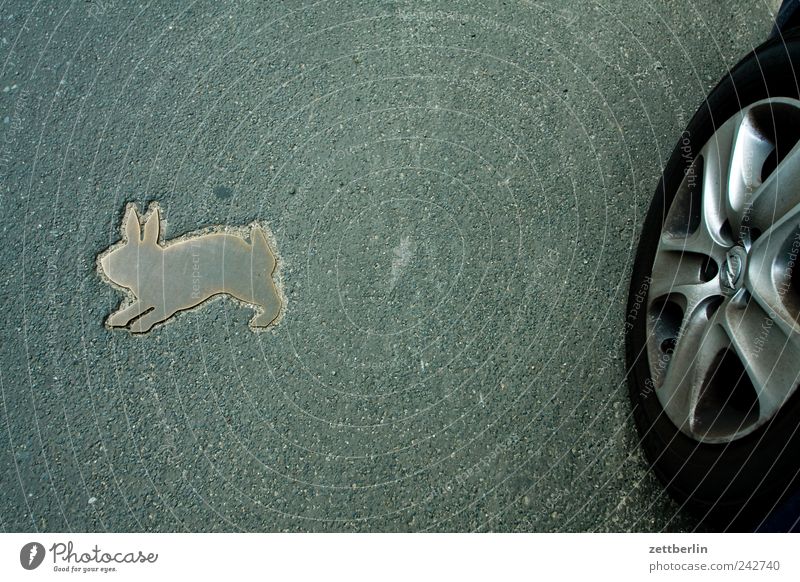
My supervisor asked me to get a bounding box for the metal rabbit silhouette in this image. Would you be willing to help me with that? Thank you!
[98,203,282,333]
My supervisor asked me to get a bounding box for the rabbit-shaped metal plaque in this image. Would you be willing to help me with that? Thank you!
[98,203,283,333]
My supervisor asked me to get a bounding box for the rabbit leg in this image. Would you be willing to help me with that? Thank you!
[107,301,149,327]
[129,307,168,334]
[248,226,281,328]
[249,279,281,328]
[250,304,280,328]
[249,275,281,327]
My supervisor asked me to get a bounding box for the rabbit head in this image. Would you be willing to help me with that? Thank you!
[99,205,160,290]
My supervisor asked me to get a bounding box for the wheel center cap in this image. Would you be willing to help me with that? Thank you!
[721,246,747,293]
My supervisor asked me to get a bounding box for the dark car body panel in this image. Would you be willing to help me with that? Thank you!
[773,0,800,37]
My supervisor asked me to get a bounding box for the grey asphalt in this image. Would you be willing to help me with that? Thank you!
[0,0,778,532]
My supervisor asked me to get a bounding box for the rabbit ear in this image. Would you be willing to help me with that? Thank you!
[124,208,141,243]
[143,206,160,244]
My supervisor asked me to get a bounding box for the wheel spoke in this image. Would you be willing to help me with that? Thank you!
[659,231,727,262]
[658,126,736,262]
[649,249,717,301]
[658,300,728,432]
[745,141,800,232]
[721,299,800,424]
[700,115,739,242]
[746,202,800,338]
[727,111,778,233]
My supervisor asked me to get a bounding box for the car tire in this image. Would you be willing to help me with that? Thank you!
[626,31,800,530]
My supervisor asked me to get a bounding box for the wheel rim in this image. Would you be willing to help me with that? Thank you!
[647,97,800,443]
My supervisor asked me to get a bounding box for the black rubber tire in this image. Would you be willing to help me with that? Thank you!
[626,32,800,531]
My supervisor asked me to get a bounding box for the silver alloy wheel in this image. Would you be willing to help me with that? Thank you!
[648,97,800,443]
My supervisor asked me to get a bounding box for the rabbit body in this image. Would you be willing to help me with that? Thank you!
[99,203,281,333]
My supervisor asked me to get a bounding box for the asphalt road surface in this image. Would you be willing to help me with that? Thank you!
[0,0,780,532]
